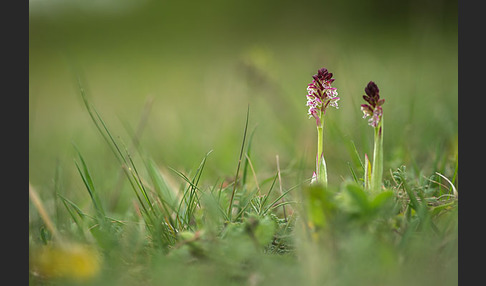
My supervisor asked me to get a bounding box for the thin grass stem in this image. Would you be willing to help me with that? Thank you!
[227,106,250,220]
[276,155,288,221]
[29,183,61,242]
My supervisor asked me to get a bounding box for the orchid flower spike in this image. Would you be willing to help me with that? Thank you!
[306,67,340,127]
[305,67,339,186]
[360,80,385,193]
[361,81,384,128]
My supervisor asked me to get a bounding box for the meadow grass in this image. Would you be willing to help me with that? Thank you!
[29,76,457,285]
[29,4,457,284]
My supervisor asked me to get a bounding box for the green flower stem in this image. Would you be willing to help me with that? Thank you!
[316,124,328,186]
[370,116,383,193]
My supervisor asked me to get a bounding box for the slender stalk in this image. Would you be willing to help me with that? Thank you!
[364,153,371,190]
[276,155,288,221]
[227,106,250,220]
[370,117,383,193]
[316,123,327,186]
[317,126,323,172]
[29,183,62,242]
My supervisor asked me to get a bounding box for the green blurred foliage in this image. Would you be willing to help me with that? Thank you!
[30,0,459,272]
[29,0,457,212]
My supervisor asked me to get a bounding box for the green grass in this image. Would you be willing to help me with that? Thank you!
[29,84,457,285]
[29,2,457,285]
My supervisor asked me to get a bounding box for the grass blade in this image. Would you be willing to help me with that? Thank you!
[146,159,178,212]
[259,173,278,215]
[110,96,154,211]
[276,155,288,221]
[57,193,89,239]
[228,105,250,220]
[347,162,359,184]
[349,140,365,173]
[73,146,106,219]
[241,126,258,187]
[29,183,61,242]
[171,151,212,229]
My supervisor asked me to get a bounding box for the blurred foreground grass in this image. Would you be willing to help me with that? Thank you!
[29,1,457,285]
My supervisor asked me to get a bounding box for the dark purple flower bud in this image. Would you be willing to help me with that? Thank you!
[363,95,373,105]
[365,81,380,100]
[361,81,384,128]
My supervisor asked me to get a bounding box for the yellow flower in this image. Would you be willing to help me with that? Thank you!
[30,243,101,280]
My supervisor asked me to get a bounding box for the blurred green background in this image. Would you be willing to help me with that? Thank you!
[29,0,457,204]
